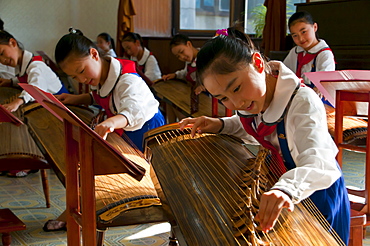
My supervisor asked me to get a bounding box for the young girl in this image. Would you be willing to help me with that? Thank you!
[162,34,203,95]
[55,29,165,151]
[0,30,68,112]
[179,27,350,245]
[0,18,16,80]
[283,11,335,88]
[0,30,68,177]
[96,32,117,57]
[121,32,161,82]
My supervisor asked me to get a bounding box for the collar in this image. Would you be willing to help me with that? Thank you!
[237,61,301,125]
[18,50,33,76]
[91,57,121,97]
[295,39,329,54]
[136,48,150,65]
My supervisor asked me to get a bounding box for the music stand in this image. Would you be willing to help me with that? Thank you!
[0,105,24,126]
[20,84,145,246]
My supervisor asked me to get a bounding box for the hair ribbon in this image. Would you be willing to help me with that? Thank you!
[215,29,228,37]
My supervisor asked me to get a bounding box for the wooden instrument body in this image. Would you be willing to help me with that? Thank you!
[144,124,343,246]
[23,104,168,231]
[0,88,48,170]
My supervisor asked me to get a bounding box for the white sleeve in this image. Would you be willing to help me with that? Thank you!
[175,63,188,80]
[19,61,62,103]
[112,73,159,131]
[144,55,162,81]
[282,48,297,73]
[315,50,336,72]
[271,88,341,203]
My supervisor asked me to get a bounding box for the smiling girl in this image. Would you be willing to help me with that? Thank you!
[179,27,350,245]
[283,11,335,87]
[0,30,67,112]
[55,29,164,151]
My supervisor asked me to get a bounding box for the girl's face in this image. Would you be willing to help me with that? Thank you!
[60,48,102,86]
[203,54,267,114]
[122,40,141,57]
[96,37,110,52]
[171,41,194,63]
[0,38,20,67]
[290,21,318,51]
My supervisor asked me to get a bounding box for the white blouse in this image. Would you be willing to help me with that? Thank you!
[283,39,335,85]
[90,57,159,131]
[220,62,340,203]
[15,50,62,103]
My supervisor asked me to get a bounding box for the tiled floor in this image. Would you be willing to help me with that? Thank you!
[0,170,170,246]
[0,148,368,245]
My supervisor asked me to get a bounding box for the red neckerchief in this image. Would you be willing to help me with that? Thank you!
[92,58,137,136]
[240,116,286,178]
[186,62,197,86]
[296,47,332,77]
[17,56,43,83]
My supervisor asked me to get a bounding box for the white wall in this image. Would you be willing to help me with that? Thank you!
[0,0,119,60]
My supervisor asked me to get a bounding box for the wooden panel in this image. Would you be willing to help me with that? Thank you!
[134,0,172,37]
[153,80,230,118]
[296,0,370,70]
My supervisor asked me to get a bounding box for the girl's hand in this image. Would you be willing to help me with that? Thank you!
[55,93,80,105]
[162,73,176,81]
[0,78,11,87]
[3,98,24,112]
[254,190,294,232]
[194,85,205,95]
[94,115,128,140]
[178,116,223,137]
[94,121,115,140]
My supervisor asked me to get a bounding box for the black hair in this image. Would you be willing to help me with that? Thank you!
[55,28,99,64]
[288,11,315,28]
[169,34,192,48]
[288,11,319,39]
[97,32,116,52]
[0,30,24,50]
[121,32,143,48]
[196,27,257,86]
[0,18,4,30]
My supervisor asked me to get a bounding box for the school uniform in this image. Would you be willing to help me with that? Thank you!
[14,50,67,103]
[0,63,15,80]
[219,61,350,245]
[283,39,335,86]
[131,48,161,81]
[105,49,117,57]
[91,57,164,151]
[175,57,197,85]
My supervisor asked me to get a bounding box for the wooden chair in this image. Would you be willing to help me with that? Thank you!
[350,209,366,246]
[0,209,26,246]
[0,87,50,208]
[334,90,370,244]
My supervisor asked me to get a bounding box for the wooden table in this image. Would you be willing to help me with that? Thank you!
[0,209,26,246]
[152,80,232,119]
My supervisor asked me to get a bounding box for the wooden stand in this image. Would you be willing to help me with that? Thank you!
[43,101,146,246]
[0,209,26,246]
[335,90,370,245]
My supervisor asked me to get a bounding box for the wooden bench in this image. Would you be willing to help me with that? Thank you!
[0,209,26,246]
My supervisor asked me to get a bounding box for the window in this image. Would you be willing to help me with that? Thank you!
[174,0,243,37]
[244,0,307,37]
[179,0,230,31]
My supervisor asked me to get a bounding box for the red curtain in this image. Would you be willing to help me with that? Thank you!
[261,0,286,57]
[116,0,136,57]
